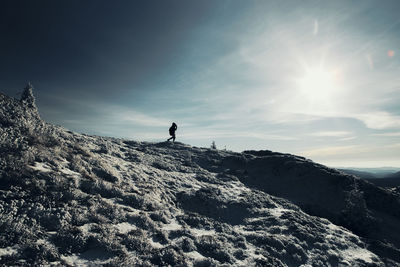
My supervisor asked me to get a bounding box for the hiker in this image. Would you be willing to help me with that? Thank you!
[167,122,177,142]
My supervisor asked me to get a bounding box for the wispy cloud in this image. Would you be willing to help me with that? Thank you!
[339,136,357,141]
[355,112,400,130]
[372,132,400,137]
[310,131,352,137]
[181,129,298,141]
[301,145,363,157]
[299,143,400,167]
[313,19,318,35]
[114,110,170,127]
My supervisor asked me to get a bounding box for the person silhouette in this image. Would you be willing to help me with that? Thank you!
[167,122,177,142]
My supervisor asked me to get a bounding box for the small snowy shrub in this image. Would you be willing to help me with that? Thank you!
[80,179,122,199]
[210,141,217,149]
[152,230,169,244]
[28,241,60,264]
[179,213,213,229]
[73,143,93,157]
[152,161,175,171]
[127,213,156,231]
[69,155,91,178]
[193,258,219,267]
[0,214,38,246]
[122,193,146,209]
[122,229,150,253]
[122,193,160,211]
[168,229,192,240]
[179,237,196,252]
[92,167,119,183]
[195,235,232,264]
[53,227,88,254]
[149,211,169,223]
[150,248,185,266]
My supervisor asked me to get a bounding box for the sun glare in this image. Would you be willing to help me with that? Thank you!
[297,68,338,104]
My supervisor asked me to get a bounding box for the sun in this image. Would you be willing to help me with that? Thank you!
[297,67,337,103]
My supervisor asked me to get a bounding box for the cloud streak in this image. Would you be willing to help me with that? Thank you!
[372,132,400,137]
[310,131,352,137]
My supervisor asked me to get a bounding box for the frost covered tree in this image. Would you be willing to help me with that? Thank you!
[20,82,36,108]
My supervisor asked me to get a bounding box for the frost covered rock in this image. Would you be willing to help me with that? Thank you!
[0,89,399,266]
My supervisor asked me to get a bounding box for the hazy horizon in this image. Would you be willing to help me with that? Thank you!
[1,0,400,168]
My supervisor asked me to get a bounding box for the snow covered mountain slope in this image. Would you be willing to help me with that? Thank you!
[1,88,399,266]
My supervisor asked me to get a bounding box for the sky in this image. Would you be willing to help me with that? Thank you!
[1,0,400,168]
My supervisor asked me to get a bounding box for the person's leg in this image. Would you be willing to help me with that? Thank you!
[172,134,176,142]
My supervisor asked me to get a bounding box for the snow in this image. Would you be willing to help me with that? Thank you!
[29,162,52,172]
[102,197,142,215]
[79,224,93,235]
[185,251,206,260]
[162,219,182,231]
[148,238,165,249]
[60,168,81,177]
[61,248,114,266]
[268,207,290,218]
[36,239,48,245]
[115,222,136,234]
[61,254,87,266]
[190,228,216,237]
[218,180,251,201]
[341,248,376,264]
[0,246,18,258]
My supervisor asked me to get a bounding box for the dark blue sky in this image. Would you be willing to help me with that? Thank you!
[1,1,215,96]
[1,0,400,167]
[1,0,249,118]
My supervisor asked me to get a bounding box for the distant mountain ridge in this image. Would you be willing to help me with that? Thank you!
[338,167,400,179]
[387,171,400,179]
[339,169,400,189]
[338,169,377,179]
[1,86,400,266]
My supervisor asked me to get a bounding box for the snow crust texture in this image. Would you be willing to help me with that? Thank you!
[1,90,400,266]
